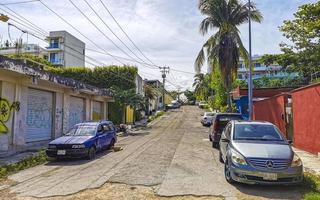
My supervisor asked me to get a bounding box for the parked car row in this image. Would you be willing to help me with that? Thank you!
[201,109,303,185]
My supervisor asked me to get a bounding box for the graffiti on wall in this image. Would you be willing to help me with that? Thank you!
[0,98,20,133]
[26,95,52,129]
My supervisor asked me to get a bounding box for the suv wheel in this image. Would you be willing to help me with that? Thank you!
[107,139,115,150]
[224,159,234,183]
[212,142,218,148]
[219,150,224,163]
[87,147,96,160]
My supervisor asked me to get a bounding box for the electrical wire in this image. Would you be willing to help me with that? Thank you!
[98,0,158,67]
[82,0,150,67]
[39,0,126,65]
[0,0,39,6]
[68,0,148,68]
[0,5,47,36]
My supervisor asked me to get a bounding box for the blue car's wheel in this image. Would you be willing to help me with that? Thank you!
[224,159,235,183]
[107,139,115,150]
[87,147,96,160]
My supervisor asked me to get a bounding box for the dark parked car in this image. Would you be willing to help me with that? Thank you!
[219,121,303,185]
[46,121,117,160]
[209,113,243,148]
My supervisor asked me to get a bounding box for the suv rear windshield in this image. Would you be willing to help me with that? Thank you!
[217,115,243,128]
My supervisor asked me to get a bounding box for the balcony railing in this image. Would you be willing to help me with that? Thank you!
[48,43,59,49]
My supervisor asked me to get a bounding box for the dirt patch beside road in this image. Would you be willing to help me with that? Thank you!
[12,183,222,200]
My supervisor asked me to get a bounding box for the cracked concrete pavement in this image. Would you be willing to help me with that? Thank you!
[4,106,303,200]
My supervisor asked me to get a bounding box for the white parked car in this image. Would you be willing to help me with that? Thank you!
[198,101,208,109]
[201,112,215,126]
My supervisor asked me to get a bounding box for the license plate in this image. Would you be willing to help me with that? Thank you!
[261,173,277,180]
[57,150,66,155]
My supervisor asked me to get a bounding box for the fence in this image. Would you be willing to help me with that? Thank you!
[253,94,288,136]
[291,83,320,154]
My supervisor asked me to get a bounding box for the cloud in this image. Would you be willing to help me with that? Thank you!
[0,0,317,90]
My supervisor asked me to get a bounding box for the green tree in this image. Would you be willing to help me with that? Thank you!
[112,88,145,123]
[184,90,196,103]
[260,2,320,78]
[195,0,263,110]
[193,73,211,100]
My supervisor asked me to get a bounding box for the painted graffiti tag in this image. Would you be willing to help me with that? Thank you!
[0,98,20,133]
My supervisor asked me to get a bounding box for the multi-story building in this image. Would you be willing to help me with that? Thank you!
[237,55,298,81]
[46,31,85,67]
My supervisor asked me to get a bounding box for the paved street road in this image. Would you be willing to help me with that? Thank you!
[7,106,303,200]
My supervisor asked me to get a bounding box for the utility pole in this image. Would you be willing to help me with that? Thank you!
[248,0,253,120]
[160,66,170,110]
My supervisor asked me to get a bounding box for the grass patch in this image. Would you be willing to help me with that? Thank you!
[147,111,165,123]
[0,150,51,179]
[302,172,320,200]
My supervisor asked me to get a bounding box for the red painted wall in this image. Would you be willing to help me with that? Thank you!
[291,83,320,154]
[253,94,288,136]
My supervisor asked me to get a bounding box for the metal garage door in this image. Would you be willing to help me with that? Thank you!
[69,96,85,129]
[26,89,53,142]
[92,101,102,121]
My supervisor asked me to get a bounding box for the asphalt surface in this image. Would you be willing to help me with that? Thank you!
[7,106,303,200]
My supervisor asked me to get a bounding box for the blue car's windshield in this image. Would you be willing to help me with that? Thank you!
[234,124,284,141]
[65,125,96,136]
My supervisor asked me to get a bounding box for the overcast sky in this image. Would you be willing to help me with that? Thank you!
[0,0,317,90]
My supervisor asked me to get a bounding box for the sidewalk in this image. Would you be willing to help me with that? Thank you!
[0,151,39,167]
[293,147,320,175]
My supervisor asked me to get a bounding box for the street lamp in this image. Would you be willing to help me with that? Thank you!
[248,0,253,120]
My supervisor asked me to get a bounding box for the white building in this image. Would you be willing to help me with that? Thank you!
[46,31,85,67]
[237,55,298,80]
[0,43,47,59]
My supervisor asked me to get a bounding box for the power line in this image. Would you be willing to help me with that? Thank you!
[0,0,39,6]
[98,0,158,67]
[5,18,175,93]
[0,5,47,35]
[68,0,147,67]
[82,0,150,67]
[0,8,45,36]
[39,0,126,65]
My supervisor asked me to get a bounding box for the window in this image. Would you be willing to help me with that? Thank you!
[225,124,232,139]
[234,124,283,141]
[50,38,59,48]
[254,63,261,68]
[108,124,115,131]
[102,124,111,132]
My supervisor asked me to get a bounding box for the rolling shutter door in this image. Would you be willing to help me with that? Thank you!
[92,101,102,120]
[26,89,53,142]
[69,96,85,129]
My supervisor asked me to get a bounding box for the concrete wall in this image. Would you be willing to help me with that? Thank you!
[253,94,288,136]
[291,83,320,154]
[0,70,111,155]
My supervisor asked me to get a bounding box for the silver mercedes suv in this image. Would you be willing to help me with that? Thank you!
[219,121,303,185]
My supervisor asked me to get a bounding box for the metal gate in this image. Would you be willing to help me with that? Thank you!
[92,101,102,121]
[69,96,85,129]
[26,88,53,142]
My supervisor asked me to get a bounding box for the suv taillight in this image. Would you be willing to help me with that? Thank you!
[214,121,219,132]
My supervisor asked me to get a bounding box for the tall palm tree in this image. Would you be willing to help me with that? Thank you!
[193,73,210,100]
[195,0,263,109]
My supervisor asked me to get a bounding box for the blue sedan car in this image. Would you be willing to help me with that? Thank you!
[46,121,117,160]
[219,121,303,185]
